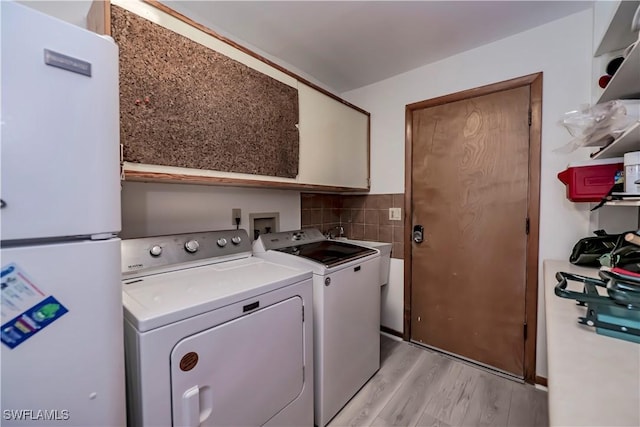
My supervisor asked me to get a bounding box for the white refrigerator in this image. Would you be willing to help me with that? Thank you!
[1,2,126,425]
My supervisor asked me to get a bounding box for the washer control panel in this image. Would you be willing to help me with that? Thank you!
[122,229,251,277]
[256,228,325,251]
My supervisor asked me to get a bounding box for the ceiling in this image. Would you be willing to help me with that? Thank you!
[163,1,593,93]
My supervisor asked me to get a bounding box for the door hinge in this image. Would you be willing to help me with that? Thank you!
[120,144,125,181]
[524,322,528,340]
[525,217,530,235]
[528,109,532,126]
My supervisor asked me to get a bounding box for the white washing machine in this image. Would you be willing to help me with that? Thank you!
[253,229,381,427]
[121,229,314,427]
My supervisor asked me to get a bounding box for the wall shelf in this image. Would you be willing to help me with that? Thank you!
[591,121,640,159]
[605,199,640,207]
[594,1,640,56]
[587,3,640,214]
[606,193,640,206]
[598,40,640,103]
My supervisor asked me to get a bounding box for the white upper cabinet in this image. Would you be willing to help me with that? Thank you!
[298,84,370,189]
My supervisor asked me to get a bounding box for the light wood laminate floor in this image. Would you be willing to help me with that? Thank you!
[328,335,548,427]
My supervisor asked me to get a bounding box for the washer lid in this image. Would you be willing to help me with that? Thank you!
[275,240,377,268]
[122,257,311,332]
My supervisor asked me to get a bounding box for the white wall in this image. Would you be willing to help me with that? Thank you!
[121,182,300,239]
[381,260,404,332]
[342,9,596,377]
[591,206,639,234]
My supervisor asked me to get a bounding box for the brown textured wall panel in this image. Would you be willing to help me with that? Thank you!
[111,5,299,178]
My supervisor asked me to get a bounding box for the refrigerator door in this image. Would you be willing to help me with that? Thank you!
[1,2,121,241]
[1,239,126,426]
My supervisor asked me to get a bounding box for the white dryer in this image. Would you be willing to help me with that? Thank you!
[253,229,381,427]
[121,229,314,427]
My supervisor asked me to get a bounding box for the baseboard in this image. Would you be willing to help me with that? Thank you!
[380,325,403,338]
[535,375,548,387]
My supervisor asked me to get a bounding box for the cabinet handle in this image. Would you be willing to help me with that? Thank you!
[243,301,259,312]
[0,199,5,208]
[354,266,361,272]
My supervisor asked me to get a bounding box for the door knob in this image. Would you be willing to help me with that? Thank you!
[413,225,424,244]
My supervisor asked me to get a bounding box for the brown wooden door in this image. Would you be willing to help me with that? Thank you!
[410,86,530,377]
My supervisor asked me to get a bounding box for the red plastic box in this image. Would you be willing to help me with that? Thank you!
[557,158,623,202]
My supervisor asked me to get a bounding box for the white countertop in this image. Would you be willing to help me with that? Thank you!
[544,260,640,426]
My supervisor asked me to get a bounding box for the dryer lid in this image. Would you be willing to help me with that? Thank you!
[122,257,311,332]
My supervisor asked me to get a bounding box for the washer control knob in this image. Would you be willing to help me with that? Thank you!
[217,238,228,247]
[149,245,162,257]
[231,236,242,245]
[184,240,199,253]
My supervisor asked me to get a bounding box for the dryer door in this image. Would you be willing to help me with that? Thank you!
[170,296,304,427]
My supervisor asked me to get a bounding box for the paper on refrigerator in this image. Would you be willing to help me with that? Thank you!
[1,263,68,349]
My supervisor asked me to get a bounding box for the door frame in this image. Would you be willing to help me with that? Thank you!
[403,73,542,383]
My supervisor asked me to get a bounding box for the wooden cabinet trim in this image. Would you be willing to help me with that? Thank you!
[87,0,110,35]
[124,169,369,193]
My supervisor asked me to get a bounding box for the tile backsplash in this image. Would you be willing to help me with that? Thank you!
[301,193,405,259]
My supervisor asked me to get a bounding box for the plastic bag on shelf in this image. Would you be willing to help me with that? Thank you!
[556,100,640,153]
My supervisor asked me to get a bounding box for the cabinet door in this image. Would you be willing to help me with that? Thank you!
[298,84,370,189]
[170,297,304,427]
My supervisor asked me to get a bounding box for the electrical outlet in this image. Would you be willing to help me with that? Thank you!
[232,208,241,226]
[389,207,402,221]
